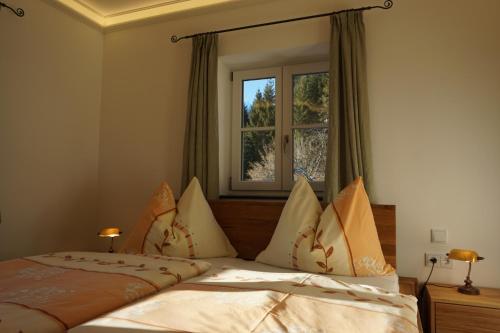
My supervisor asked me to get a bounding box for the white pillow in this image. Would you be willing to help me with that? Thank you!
[256,176,322,268]
[163,177,237,259]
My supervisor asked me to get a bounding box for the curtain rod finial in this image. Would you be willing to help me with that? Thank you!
[171,35,179,43]
[384,0,393,9]
[0,1,25,17]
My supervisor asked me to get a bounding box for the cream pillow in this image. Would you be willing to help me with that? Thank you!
[256,176,322,268]
[160,177,237,259]
[257,177,394,277]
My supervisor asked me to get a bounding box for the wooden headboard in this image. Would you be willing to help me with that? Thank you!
[209,199,397,269]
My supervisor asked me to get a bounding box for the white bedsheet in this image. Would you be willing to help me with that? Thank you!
[198,257,400,293]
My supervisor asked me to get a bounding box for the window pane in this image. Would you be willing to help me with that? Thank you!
[242,130,275,181]
[292,72,329,125]
[242,78,276,128]
[293,128,327,182]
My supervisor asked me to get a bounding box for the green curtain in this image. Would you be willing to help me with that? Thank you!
[324,11,372,202]
[182,33,219,199]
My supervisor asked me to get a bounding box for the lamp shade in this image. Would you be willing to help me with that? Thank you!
[98,227,121,238]
[447,249,483,263]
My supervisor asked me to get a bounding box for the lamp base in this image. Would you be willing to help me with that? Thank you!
[458,283,480,295]
[108,237,115,253]
[457,266,480,295]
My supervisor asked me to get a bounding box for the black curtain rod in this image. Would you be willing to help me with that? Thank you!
[0,1,24,17]
[170,0,393,43]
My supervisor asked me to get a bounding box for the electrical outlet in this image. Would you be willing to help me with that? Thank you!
[425,253,440,266]
[439,255,453,269]
[425,252,453,269]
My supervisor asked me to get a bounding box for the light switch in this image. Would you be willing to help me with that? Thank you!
[431,229,447,243]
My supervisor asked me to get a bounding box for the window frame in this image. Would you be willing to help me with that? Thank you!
[231,67,283,191]
[230,62,328,192]
[282,62,329,192]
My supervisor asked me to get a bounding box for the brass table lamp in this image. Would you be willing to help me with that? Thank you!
[98,227,122,253]
[447,249,484,295]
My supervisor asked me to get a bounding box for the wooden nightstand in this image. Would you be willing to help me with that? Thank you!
[426,284,500,333]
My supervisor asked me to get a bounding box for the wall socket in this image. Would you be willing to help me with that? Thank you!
[425,252,453,269]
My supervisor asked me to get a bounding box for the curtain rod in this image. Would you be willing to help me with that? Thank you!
[170,0,392,43]
[0,1,25,17]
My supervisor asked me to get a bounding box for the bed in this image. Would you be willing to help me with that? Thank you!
[69,200,420,333]
[1,199,420,332]
[0,251,210,332]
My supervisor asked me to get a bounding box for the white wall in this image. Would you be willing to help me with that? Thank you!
[92,0,500,287]
[0,0,103,259]
[366,0,500,288]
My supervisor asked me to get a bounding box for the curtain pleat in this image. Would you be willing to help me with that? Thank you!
[324,11,372,202]
[182,33,219,199]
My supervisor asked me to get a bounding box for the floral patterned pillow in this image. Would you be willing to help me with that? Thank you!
[303,178,394,276]
[120,182,177,254]
[256,176,323,269]
[161,177,237,258]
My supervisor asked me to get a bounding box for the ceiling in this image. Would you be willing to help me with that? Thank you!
[56,0,256,28]
[76,0,193,17]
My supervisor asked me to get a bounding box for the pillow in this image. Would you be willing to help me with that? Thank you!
[318,177,394,276]
[121,178,236,259]
[162,177,237,259]
[120,182,177,254]
[256,176,323,268]
[257,177,394,277]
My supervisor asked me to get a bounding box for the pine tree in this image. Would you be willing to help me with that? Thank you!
[292,73,329,125]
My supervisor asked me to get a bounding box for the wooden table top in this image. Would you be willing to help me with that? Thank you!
[427,284,500,309]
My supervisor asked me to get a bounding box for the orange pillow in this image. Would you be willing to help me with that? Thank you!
[316,177,394,276]
[120,182,176,254]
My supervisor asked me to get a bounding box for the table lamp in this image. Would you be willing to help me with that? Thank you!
[447,249,484,295]
[98,227,122,253]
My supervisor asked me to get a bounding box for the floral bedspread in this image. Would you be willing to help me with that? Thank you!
[71,264,418,333]
[0,251,210,332]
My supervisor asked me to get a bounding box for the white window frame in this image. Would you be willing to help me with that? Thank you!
[231,62,328,192]
[282,62,329,192]
[231,67,282,191]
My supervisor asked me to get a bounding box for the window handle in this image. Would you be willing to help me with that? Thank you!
[283,134,289,153]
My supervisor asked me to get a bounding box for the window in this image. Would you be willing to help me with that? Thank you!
[231,62,329,191]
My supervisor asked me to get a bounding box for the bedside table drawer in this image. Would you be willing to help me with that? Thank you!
[435,302,500,333]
